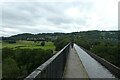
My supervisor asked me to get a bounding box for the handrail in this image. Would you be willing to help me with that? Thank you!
[24,43,71,80]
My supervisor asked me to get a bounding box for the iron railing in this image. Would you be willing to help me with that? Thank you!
[25,43,71,80]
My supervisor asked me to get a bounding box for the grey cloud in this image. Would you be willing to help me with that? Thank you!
[47,17,72,25]
[2,2,90,25]
[1,2,96,36]
[75,19,87,26]
[2,3,37,26]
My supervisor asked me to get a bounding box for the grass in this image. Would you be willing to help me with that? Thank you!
[2,41,56,51]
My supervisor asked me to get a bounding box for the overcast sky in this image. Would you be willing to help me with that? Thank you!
[0,0,119,37]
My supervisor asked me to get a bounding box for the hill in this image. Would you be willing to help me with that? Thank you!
[2,30,119,41]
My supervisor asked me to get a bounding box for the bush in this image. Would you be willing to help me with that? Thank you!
[41,41,45,46]
[3,57,20,78]
[2,47,54,79]
[54,36,70,51]
[8,40,16,43]
[2,47,15,59]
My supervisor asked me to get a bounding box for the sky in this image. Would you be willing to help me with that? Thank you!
[0,0,119,37]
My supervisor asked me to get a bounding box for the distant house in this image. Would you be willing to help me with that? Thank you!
[27,38,45,41]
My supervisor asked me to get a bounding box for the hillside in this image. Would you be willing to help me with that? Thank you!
[2,30,119,41]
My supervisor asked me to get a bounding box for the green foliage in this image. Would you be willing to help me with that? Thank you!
[3,57,20,78]
[41,41,45,46]
[54,36,70,51]
[2,47,54,79]
[91,43,119,66]
[74,37,91,50]
[8,40,16,44]
[2,47,15,59]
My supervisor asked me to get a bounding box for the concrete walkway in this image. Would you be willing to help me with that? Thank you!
[63,47,89,78]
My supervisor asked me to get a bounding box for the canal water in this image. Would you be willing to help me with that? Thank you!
[74,44,116,78]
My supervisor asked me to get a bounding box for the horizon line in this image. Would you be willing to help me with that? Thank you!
[1,30,119,37]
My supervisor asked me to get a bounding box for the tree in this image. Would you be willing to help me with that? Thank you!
[8,40,16,44]
[14,48,54,75]
[2,47,15,59]
[2,57,20,79]
[54,36,70,51]
[41,41,45,46]
[15,48,32,74]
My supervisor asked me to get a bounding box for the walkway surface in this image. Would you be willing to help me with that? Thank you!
[63,47,89,78]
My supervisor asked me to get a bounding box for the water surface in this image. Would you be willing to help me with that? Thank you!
[74,44,116,78]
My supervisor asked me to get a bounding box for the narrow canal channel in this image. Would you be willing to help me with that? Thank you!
[74,44,116,78]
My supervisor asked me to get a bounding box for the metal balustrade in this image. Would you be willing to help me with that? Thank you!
[25,43,71,80]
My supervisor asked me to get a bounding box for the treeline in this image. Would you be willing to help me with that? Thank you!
[2,47,53,79]
[2,30,119,42]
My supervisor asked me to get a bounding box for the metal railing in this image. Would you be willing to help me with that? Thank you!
[25,43,71,80]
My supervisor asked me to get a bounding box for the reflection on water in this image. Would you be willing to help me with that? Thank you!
[74,44,116,78]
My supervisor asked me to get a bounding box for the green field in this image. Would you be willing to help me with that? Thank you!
[2,41,55,51]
